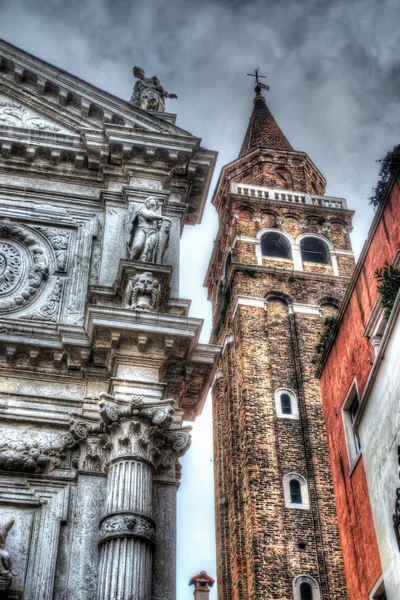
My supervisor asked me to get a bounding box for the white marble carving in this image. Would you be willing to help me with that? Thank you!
[0,219,48,313]
[127,197,172,263]
[125,271,160,311]
[0,96,67,132]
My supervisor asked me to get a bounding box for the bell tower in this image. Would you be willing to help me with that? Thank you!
[205,78,354,599]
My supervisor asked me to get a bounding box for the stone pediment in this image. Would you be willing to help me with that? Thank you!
[0,94,72,134]
[0,39,195,139]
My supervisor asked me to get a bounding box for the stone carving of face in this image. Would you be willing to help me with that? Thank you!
[145,197,159,211]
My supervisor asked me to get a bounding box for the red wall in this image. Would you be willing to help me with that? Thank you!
[320,176,400,599]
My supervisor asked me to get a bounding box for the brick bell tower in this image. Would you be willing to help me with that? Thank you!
[205,78,355,600]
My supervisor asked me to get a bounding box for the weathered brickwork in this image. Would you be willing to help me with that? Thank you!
[207,92,353,599]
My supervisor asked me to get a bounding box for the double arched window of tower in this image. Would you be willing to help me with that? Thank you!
[300,236,331,264]
[261,231,292,259]
[293,576,321,600]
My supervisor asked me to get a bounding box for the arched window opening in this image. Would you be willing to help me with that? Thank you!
[281,393,292,415]
[289,479,302,504]
[300,582,313,600]
[300,237,330,264]
[275,389,299,420]
[261,232,292,259]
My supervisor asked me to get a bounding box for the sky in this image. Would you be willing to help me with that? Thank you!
[1,0,400,597]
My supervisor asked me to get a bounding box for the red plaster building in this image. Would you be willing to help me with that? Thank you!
[318,171,400,600]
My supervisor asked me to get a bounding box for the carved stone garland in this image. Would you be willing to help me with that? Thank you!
[69,394,191,600]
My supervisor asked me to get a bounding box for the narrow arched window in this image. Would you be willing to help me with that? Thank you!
[300,237,330,264]
[293,576,320,600]
[283,474,309,509]
[281,393,292,414]
[275,389,299,420]
[261,232,292,259]
[290,479,302,504]
[300,582,313,600]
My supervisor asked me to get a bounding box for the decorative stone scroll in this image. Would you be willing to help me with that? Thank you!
[126,197,172,263]
[36,227,71,273]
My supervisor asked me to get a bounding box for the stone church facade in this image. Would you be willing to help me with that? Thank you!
[0,41,219,599]
[206,85,355,599]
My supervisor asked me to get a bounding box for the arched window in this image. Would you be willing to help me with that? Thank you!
[289,479,302,504]
[300,237,330,264]
[283,474,309,509]
[281,393,292,414]
[224,251,232,277]
[261,232,292,259]
[300,582,313,600]
[293,576,321,600]
[274,389,299,420]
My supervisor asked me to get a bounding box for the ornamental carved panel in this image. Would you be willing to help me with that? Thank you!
[0,219,48,314]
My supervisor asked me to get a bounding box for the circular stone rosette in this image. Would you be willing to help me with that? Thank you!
[0,220,48,313]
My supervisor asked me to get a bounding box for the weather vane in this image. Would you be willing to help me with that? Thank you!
[247,67,270,93]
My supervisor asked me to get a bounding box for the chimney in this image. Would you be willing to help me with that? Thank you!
[188,571,215,600]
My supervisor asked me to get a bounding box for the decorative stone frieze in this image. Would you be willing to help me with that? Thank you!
[0,95,67,133]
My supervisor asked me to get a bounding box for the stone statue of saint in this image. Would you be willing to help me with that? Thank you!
[130,67,178,112]
[127,197,172,264]
[125,271,161,312]
[0,517,16,591]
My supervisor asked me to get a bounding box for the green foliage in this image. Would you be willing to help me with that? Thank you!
[374,261,400,320]
[311,316,338,364]
[369,145,400,207]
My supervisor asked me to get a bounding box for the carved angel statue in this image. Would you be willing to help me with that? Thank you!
[127,197,172,264]
[0,517,16,590]
[125,271,161,312]
[130,66,178,112]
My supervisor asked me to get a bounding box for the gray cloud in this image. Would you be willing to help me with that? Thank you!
[1,0,399,596]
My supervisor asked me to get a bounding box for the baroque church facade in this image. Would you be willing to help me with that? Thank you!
[205,84,355,599]
[0,41,219,599]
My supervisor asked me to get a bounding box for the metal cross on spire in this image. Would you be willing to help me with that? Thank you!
[247,67,270,93]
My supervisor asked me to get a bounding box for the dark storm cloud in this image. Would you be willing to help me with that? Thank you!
[0,1,399,595]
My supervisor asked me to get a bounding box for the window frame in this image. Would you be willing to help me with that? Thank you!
[275,388,299,420]
[260,230,293,260]
[293,575,321,600]
[342,381,362,470]
[283,473,310,510]
[299,236,331,265]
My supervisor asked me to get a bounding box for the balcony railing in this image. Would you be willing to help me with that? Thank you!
[231,182,347,210]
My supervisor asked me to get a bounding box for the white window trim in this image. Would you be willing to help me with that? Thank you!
[296,233,339,276]
[255,229,298,267]
[275,388,299,420]
[293,575,321,600]
[283,473,310,510]
[341,380,362,471]
[369,575,385,599]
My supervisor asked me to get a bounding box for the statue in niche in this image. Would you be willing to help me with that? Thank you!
[127,197,172,264]
[0,517,16,591]
[130,67,178,112]
[125,271,160,312]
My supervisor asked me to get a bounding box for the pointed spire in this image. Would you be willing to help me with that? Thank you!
[239,88,293,157]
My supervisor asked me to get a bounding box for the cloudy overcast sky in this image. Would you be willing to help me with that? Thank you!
[1,0,400,597]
